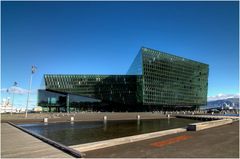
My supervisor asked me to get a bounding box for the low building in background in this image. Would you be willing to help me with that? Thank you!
[33,106,43,112]
[38,47,209,112]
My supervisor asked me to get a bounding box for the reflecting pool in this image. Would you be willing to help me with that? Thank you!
[18,118,198,146]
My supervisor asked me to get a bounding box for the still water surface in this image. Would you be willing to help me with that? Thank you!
[19,118,198,146]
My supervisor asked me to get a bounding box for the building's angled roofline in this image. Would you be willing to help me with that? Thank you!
[141,46,209,66]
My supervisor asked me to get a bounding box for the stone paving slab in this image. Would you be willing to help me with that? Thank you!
[1,123,73,158]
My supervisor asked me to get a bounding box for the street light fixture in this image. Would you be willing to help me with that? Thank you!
[25,66,37,118]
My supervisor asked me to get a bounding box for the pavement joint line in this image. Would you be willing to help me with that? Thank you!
[7,121,83,158]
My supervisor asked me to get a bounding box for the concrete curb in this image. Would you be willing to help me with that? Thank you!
[176,114,239,121]
[187,119,233,131]
[70,127,186,152]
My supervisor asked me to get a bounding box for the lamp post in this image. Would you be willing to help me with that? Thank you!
[25,66,37,118]
[11,82,18,116]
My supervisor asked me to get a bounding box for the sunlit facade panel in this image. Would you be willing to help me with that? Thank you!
[141,47,208,108]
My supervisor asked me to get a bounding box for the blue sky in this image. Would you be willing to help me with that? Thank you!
[1,1,239,108]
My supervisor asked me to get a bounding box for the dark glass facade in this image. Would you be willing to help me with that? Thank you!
[38,47,209,112]
[140,48,208,110]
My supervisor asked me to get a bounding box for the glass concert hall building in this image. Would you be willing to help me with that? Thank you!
[38,47,209,112]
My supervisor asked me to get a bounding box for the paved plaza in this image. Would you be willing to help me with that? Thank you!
[1,113,239,158]
[1,123,73,158]
[85,121,239,158]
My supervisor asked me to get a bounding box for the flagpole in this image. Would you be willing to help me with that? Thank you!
[5,89,9,113]
[11,92,14,116]
[25,73,32,118]
[11,82,17,116]
[25,66,36,118]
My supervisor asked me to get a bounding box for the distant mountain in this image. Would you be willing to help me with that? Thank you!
[206,98,239,109]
